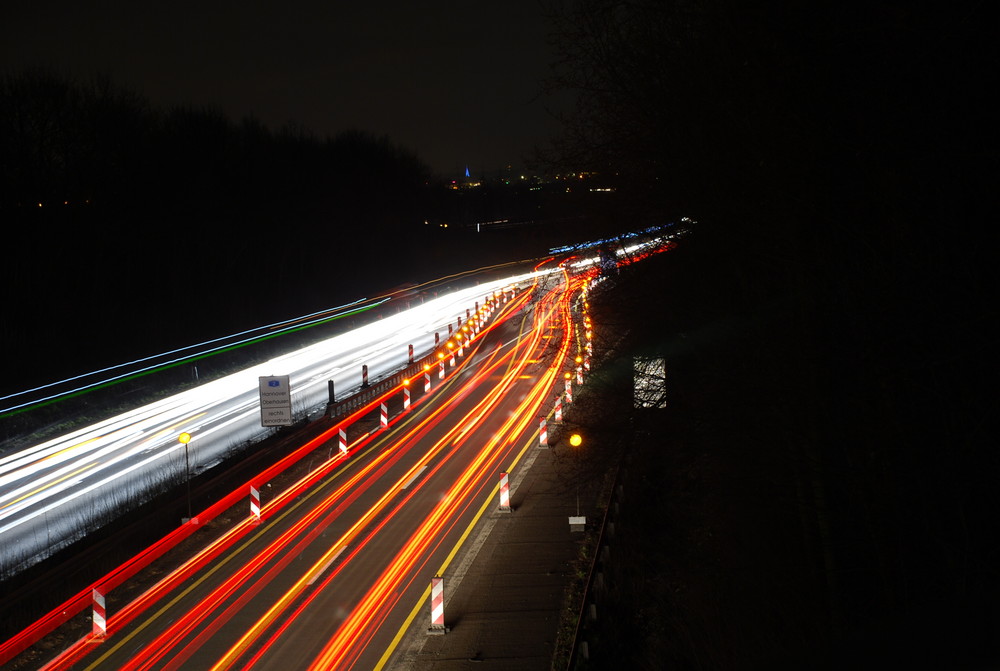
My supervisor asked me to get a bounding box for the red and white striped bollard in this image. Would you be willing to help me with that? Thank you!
[92,588,106,638]
[499,471,511,512]
[429,576,447,633]
[250,485,261,524]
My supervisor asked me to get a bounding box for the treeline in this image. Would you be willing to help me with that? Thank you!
[0,68,454,390]
[0,68,430,215]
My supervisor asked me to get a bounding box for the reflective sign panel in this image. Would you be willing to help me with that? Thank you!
[259,375,293,426]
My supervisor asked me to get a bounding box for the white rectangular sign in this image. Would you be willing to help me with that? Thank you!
[633,357,667,408]
[259,375,293,426]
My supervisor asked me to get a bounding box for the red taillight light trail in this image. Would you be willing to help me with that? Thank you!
[37,331,504,669]
[210,285,572,669]
[305,277,582,669]
[210,302,552,670]
[69,320,520,669]
[24,272,591,671]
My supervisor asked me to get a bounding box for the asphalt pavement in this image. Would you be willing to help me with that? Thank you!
[388,440,600,671]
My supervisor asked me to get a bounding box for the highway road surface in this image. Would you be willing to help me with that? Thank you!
[25,264,590,670]
[0,269,557,578]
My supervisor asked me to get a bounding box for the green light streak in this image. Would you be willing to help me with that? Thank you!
[2,302,378,419]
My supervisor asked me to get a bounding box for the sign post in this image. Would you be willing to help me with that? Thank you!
[259,376,292,427]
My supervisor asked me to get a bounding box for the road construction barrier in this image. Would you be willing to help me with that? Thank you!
[499,472,511,512]
[92,589,106,639]
[250,485,261,524]
[428,576,447,633]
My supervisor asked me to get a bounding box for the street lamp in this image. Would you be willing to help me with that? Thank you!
[567,431,586,531]
[178,432,192,521]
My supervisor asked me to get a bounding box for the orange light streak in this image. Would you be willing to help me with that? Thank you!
[305,277,581,669]
[29,276,568,671]
[209,339,536,669]
[213,289,564,670]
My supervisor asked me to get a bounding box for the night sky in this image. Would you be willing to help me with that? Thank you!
[2,2,563,177]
